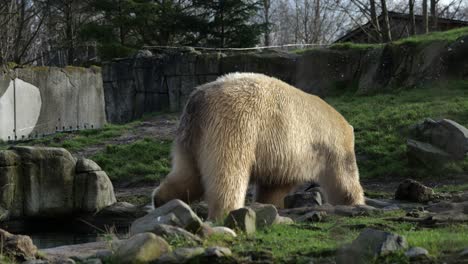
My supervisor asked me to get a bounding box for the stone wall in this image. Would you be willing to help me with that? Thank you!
[101,35,467,123]
[0,66,106,141]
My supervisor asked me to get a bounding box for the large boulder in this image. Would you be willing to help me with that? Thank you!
[407,118,468,165]
[0,147,116,219]
[337,228,408,264]
[130,199,203,235]
[395,179,434,203]
[113,233,171,264]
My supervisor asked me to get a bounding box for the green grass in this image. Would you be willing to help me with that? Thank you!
[196,211,468,263]
[434,183,468,193]
[326,80,468,179]
[0,122,134,152]
[395,26,468,45]
[294,26,468,53]
[91,138,171,182]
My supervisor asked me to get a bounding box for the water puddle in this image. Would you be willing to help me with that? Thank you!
[0,218,130,249]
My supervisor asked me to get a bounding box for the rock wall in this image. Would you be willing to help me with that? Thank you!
[0,67,106,141]
[101,35,467,123]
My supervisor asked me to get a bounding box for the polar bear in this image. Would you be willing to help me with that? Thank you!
[152,73,365,220]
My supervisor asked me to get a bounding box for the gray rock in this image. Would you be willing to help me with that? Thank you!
[365,198,393,208]
[96,202,144,218]
[248,203,278,228]
[395,179,434,203]
[40,241,113,261]
[204,247,232,258]
[408,118,468,160]
[80,259,102,264]
[337,228,408,264]
[0,228,37,261]
[224,207,256,234]
[114,233,171,264]
[130,199,203,235]
[149,224,202,245]
[21,260,49,264]
[459,248,468,258]
[191,202,208,221]
[75,158,102,173]
[284,191,322,209]
[273,215,294,225]
[296,211,326,222]
[405,247,429,259]
[74,170,116,213]
[407,139,452,166]
[135,49,153,58]
[156,247,205,264]
[211,226,237,238]
[0,147,116,219]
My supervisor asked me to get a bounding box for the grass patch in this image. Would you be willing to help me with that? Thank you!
[294,26,468,53]
[395,26,468,45]
[326,80,468,179]
[199,212,468,262]
[434,183,468,193]
[91,138,171,182]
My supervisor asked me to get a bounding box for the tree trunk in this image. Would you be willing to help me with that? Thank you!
[65,0,74,65]
[380,0,392,42]
[263,0,271,46]
[422,0,429,33]
[409,0,416,35]
[369,0,381,42]
[430,0,437,31]
[312,0,320,43]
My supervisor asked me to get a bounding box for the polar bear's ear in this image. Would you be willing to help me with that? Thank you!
[350,125,354,131]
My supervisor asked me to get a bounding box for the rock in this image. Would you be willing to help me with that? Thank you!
[224,207,256,234]
[407,139,452,166]
[22,260,49,264]
[296,211,326,222]
[40,241,113,261]
[130,199,203,235]
[364,198,393,208]
[337,228,408,264]
[211,226,237,238]
[427,201,468,214]
[248,203,278,228]
[114,233,171,264]
[395,179,434,203]
[80,259,102,264]
[149,224,202,245]
[74,170,117,212]
[405,247,429,259]
[204,247,232,258]
[95,202,145,218]
[0,228,37,261]
[273,215,294,225]
[135,49,153,58]
[284,191,322,209]
[191,202,208,221]
[408,118,468,160]
[459,248,468,258]
[75,158,102,173]
[156,247,205,264]
[0,147,116,219]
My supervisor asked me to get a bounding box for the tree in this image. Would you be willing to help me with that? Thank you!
[261,0,272,46]
[369,0,381,42]
[380,0,392,42]
[409,0,416,35]
[422,0,429,33]
[200,0,264,48]
[430,0,437,30]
